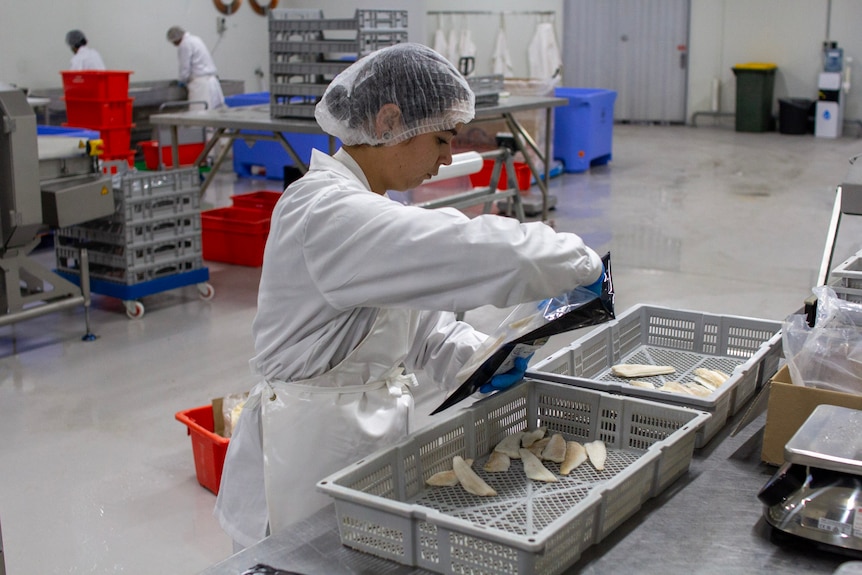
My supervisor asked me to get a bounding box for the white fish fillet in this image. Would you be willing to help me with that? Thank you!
[483,451,511,473]
[453,456,497,496]
[611,364,676,378]
[542,433,567,463]
[683,381,713,397]
[694,368,730,388]
[584,440,607,471]
[659,381,697,395]
[494,432,525,459]
[519,448,558,482]
[560,441,587,475]
[528,437,550,458]
[426,458,473,486]
[521,427,547,448]
[628,380,657,389]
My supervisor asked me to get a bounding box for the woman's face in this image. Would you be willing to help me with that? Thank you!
[384,124,463,192]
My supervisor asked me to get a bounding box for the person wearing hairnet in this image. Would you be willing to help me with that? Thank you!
[65,30,105,71]
[165,26,224,111]
[214,43,605,549]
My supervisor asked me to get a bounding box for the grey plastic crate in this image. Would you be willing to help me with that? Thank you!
[269,8,407,32]
[57,232,201,270]
[109,188,200,226]
[527,304,782,448]
[318,379,709,575]
[113,168,200,201]
[56,214,201,248]
[831,253,862,290]
[269,60,351,76]
[56,249,203,285]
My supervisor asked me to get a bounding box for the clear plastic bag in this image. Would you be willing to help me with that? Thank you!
[782,286,862,394]
[432,253,615,414]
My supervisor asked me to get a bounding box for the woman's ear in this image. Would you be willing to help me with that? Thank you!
[374,103,402,142]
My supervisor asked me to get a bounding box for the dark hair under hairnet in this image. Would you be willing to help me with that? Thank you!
[66,30,87,49]
[315,43,475,146]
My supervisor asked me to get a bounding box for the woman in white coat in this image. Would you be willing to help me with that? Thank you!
[166,26,225,112]
[214,43,604,550]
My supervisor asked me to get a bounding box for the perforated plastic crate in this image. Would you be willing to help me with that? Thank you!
[831,253,862,290]
[110,188,200,225]
[56,214,201,248]
[113,168,200,200]
[56,248,203,285]
[527,304,782,448]
[318,379,709,575]
[57,232,201,270]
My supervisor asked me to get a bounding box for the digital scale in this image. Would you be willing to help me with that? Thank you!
[759,404,862,555]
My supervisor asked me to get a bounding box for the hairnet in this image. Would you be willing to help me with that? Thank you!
[315,43,475,147]
[66,30,86,49]
[166,26,185,43]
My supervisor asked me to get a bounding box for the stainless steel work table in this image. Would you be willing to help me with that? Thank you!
[198,400,853,575]
[149,95,566,221]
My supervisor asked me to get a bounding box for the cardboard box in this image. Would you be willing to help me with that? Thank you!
[761,365,862,465]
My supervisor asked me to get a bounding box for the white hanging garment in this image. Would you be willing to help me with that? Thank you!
[528,21,563,81]
[433,28,449,60]
[492,17,514,78]
[446,28,460,65]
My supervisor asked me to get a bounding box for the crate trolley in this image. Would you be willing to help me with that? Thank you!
[54,167,213,318]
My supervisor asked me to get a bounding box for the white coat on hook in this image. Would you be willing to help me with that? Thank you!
[493,25,514,78]
[528,21,562,82]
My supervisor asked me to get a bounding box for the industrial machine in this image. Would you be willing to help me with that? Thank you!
[0,85,114,335]
[759,404,862,555]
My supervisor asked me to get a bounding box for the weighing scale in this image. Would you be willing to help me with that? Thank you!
[759,404,862,555]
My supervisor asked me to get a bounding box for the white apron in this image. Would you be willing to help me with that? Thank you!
[188,75,224,111]
[215,308,417,547]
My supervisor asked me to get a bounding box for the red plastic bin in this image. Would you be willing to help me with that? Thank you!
[60,70,132,101]
[201,206,271,267]
[230,190,283,212]
[175,405,230,494]
[469,159,531,192]
[139,140,205,169]
[85,124,133,156]
[64,98,133,127]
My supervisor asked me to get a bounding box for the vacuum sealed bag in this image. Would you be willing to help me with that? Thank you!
[783,285,862,395]
[431,253,615,414]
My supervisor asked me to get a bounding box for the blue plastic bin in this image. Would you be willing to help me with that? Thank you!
[553,88,617,173]
[37,125,100,139]
[225,92,333,180]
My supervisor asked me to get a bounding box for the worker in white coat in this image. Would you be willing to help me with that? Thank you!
[65,30,105,71]
[214,43,604,550]
[166,26,225,111]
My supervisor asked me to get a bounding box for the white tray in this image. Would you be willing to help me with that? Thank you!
[317,379,709,575]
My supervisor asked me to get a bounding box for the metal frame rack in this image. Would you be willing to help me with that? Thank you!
[54,168,213,319]
[268,8,408,118]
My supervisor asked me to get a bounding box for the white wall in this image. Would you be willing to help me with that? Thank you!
[2,0,862,123]
[689,0,862,122]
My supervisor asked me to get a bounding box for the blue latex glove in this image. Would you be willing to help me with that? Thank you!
[480,353,534,394]
[584,262,605,297]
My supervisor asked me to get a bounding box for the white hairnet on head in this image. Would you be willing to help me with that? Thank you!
[315,43,475,146]
[166,26,185,43]
[66,30,86,49]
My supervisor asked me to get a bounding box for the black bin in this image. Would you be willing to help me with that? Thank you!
[778,98,814,135]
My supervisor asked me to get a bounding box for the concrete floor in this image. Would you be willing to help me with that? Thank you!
[2,123,862,574]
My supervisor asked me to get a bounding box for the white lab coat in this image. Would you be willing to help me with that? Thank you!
[176,32,224,111]
[528,22,563,81]
[69,46,105,71]
[214,148,602,547]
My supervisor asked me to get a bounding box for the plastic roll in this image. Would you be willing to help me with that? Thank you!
[710,77,720,112]
[426,151,484,183]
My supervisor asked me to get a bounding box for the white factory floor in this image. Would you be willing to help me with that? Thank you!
[3,122,862,575]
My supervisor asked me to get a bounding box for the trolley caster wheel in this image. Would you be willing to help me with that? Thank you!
[125,300,145,319]
[198,282,215,300]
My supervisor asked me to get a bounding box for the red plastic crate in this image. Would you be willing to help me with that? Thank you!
[201,206,271,267]
[83,124,133,156]
[230,190,283,212]
[61,70,132,101]
[139,140,205,169]
[65,98,133,127]
[469,159,531,192]
[100,151,135,171]
[175,405,230,494]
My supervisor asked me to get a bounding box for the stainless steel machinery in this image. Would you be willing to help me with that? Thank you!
[0,85,114,335]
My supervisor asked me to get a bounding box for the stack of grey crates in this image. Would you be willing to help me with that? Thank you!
[54,168,204,287]
[268,8,408,119]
